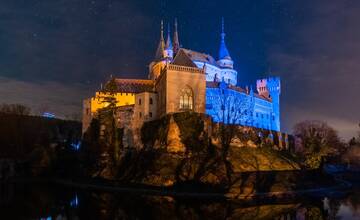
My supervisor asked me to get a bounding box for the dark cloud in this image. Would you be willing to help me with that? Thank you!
[268,1,360,138]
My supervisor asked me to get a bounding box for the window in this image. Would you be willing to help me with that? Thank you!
[149,98,153,105]
[139,112,142,118]
[138,98,142,105]
[179,86,193,110]
[256,112,259,118]
[149,112,153,117]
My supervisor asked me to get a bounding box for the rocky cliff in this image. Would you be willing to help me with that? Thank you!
[83,112,316,198]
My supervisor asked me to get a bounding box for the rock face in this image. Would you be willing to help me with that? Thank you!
[90,112,312,197]
[166,116,186,153]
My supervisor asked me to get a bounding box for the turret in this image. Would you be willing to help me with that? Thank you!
[217,18,234,69]
[155,20,165,61]
[149,20,166,80]
[256,77,281,131]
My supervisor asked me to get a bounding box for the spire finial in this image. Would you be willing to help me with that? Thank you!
[165,22,172,49]
[221,17,225,40]
[173,18,180,54]
[161,20,164,36]
[221,17,224,34]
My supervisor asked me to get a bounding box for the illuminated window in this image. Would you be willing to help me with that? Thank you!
[179,86,193,110]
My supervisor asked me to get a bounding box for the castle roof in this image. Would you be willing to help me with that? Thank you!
[181,48,218,66]
[206,82,271,102]
[114,79,154,93]
[172,49,198,68]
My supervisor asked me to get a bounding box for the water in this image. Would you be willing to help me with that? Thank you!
[0,182,359,220]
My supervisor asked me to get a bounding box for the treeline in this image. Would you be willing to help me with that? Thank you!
[0,103,31,116]
[0,110,81,159]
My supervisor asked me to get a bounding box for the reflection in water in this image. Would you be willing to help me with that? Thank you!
[0,182,359,220]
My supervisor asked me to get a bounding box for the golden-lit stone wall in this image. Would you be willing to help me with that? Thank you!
[82,91,136,133]
[89,92,135,113]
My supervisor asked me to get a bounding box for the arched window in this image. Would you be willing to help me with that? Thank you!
[179,86,193,110]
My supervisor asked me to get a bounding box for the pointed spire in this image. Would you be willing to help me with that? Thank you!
[155,20,165,60]
[218,17,231,60]
[173,18,180,54]
[165,23,172,50]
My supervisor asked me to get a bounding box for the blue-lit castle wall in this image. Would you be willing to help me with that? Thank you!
[205,77,281,131]
[191,57,281,131]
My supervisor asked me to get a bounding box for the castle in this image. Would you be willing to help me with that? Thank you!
[82,19,281,138]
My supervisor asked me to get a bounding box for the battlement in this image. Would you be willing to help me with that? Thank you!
[256,77,281,96]
[166,64,204,74]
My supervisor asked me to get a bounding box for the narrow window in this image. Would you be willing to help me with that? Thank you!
[149,98,153,105]
[138,99,142,105]
[139,112,142,118]
[149,112,152,117]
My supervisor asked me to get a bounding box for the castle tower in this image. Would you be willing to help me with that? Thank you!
[173,18,180,55]
[164,23,173,59]
[217,18,234,69]
[256,77,281,131]
[155,20,165,61]
[149,20,167,80]
[267,77,281,131]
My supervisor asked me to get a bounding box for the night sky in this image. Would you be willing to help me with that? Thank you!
[0,0,359,139]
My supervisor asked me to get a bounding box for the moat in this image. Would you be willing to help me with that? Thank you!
[0,181,359,220]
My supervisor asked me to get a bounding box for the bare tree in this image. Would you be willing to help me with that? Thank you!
[0,103,31,115]
[210,83,254,151]
[293,120,344,168]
